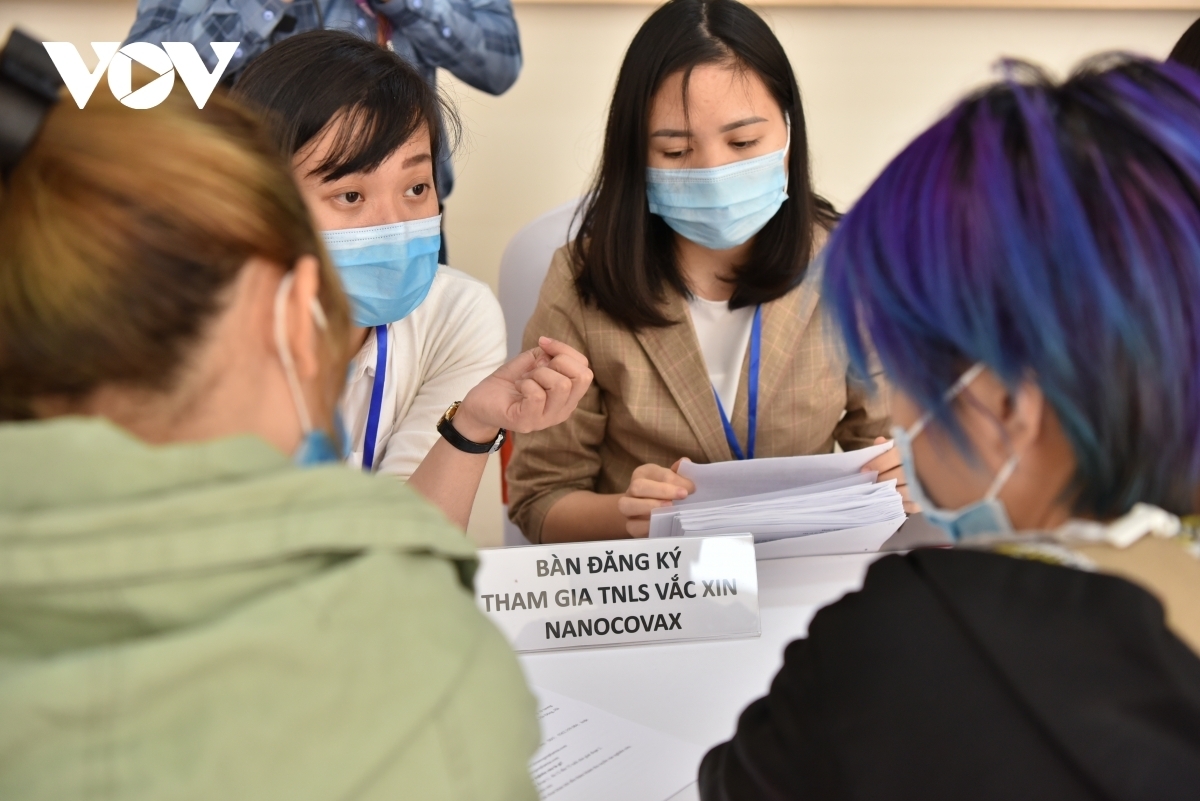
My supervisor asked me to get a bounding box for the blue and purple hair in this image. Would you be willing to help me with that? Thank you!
[823,56,1200,518]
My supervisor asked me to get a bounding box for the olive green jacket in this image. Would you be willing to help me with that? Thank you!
[0,418,538,801]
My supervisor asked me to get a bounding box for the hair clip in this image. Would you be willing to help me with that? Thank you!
[0,29,63,180]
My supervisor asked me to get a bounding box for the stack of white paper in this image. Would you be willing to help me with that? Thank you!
[648,441,907,556]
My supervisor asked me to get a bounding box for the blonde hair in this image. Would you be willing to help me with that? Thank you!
[0,86,351,420]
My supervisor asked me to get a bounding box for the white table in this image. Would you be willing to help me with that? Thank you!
[516,517,947,800]
[520,553,875,800]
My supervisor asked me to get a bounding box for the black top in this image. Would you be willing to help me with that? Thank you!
[699,548,1200,801]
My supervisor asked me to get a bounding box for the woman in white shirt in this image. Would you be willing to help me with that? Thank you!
[235,31,592,527]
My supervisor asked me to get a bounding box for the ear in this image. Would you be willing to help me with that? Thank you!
[285,255,323,381]
[1005,378,1046,455]
[957,368,1044,468]
[964,366,1041,450]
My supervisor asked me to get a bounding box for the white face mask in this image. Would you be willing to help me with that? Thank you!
[273,272,346,466]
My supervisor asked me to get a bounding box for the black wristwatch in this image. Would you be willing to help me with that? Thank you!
[437,401,507,455]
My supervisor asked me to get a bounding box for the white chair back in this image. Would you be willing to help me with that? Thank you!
[498,198,584,358]
[497,198,584,545]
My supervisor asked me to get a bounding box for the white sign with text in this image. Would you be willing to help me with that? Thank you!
[475,536,760,652]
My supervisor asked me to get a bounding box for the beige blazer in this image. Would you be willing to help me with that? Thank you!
[506,246,892,542]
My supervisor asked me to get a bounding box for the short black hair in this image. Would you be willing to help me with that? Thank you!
[232,30,459,184]
[572,0,838,330]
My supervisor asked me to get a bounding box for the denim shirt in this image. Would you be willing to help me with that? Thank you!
[126,0,523,197]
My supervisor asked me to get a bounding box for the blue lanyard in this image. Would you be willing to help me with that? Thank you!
[714,305,762,461]
[361,324,389,472]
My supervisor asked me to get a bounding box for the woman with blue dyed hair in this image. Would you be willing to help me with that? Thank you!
[700,56,1200,800]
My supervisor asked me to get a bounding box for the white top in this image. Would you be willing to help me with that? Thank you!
[341,266,508,478]
[686,295,755,414]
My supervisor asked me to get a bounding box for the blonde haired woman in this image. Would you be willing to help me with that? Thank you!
[0,36,546,800]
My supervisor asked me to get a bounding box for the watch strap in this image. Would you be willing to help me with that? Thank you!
[437,407,506,455]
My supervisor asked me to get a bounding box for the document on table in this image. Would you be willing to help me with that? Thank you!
[648,442,906,553]
[530,687,705,801]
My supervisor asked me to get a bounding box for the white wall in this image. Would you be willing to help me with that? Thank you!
[442,4,1194,277]
[3,1,1195,545]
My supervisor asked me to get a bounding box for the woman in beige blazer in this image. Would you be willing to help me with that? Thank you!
[507,0,903,543]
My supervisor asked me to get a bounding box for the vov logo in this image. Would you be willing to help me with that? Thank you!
[42,42,239,110]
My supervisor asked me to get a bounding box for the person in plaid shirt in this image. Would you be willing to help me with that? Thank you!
[125,0,522,202]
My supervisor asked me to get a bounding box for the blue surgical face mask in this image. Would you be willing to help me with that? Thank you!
[321,215,441,327]
[646,126,789,251]
[892,363,1020,542]
[291,408,350,467]
[274,273,351,467]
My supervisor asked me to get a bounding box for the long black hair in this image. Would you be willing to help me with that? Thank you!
[572,0,837,330]
[1170,17,1200,73]
[231,30,459,186]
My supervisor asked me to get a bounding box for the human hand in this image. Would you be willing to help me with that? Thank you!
[453,337,593,442]
[862,436,920,514]
[617,459,696,538]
